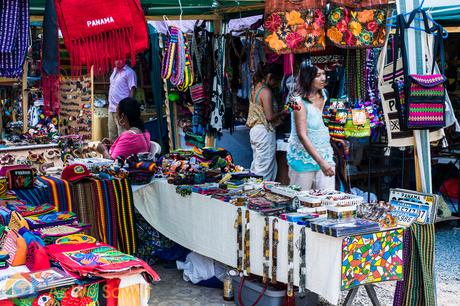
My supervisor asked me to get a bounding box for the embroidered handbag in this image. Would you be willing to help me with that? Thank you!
[344,109,371,138]
[329,0,388,8]
[264,0,327,54]
[26,240,51,271]
[392,10,446,130]
[326,6,388,49]
[0,165,34,190]
[8,211,29,231]
[3,229,27,266]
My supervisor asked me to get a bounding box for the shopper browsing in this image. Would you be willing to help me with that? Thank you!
[247,62,287,181]
[108,60,137,140]
[287,61,335,190]
[97,98,151,160]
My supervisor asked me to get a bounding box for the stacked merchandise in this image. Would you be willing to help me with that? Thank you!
[0,163,160,303]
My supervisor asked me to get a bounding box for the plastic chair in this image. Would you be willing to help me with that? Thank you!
[150,141,162,160]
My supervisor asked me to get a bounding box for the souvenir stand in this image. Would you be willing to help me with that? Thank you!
[0,1,162,305]
[129,0,451,305]
[0,1,454,305]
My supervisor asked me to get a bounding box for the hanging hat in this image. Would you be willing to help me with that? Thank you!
[61,164,91,182]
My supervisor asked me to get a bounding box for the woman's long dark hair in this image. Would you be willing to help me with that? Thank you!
[117,97,145,132]
[295,61,319,100]
[252,62,282,85]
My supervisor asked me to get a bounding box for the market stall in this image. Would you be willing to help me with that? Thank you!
[1,0,458,305]
[133,179,406,305]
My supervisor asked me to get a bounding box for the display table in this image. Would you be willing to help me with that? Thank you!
[0,265,151,304]
[133,180,344,304]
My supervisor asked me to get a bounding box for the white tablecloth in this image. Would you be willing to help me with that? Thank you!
[133,180,343,304]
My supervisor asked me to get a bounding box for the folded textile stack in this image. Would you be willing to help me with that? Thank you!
[46,243,160,281]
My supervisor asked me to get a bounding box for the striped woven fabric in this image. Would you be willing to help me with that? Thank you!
[92,179,118,248]
[70,180,100,240]
[90,178,137,255]
[112,178,137,255]
[394,224,436,306]
[37,176,73,211]
[13,185,50,207]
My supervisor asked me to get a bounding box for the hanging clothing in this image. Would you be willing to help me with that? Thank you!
[42,0,60,116]
[0,0,29,78]
[210,35,225,133]
[287,92,334,173]
[250,125,277,181]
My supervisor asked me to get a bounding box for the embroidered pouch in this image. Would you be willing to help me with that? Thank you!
[326,6,387,49]
[352,109,367,125]
[190,83,206,104]
[8,211,29,232]
[26,211,77,229]
[26,240,51,272]
[0,165,34,190]
[7,202,55,217]
[3,229,27,266]
[55,234,97,245]
[344,110,371,138]
[0,206,11,225]
[36,225,84,238]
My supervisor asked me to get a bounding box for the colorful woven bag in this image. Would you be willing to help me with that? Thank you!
[392,10,446,130]
[264,0,326,54]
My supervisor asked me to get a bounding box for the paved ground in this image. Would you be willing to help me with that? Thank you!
[149,223,460,306]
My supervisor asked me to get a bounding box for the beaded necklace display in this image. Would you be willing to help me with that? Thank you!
[271,218,279,284]
[298,227,307,297]
[234,208,243,273]
[161,27,193,90]
[287,223,294,297]
[243,210,251,276]
[262,217,270,284]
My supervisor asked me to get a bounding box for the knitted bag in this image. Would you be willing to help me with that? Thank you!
[392,11,446,130]
[54,0,147,76]
[264,0,327,54]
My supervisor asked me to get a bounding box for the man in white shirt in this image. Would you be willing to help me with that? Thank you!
[108,59,137,139]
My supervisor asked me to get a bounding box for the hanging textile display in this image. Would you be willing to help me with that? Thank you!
[161,26,194,91]
[0,0,29,78]
[54,0,148,76]
[310,47,344,71]
[42,0,60,116]
[264,0,326,54]
[210,35,226,133]
[147,25,166,149]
